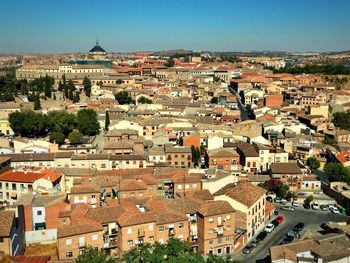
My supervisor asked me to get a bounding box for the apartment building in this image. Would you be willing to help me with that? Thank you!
[165,146,192,168]
[214,181,266,240]
[207,147,240,171]
[0,167,62,205]
[300,93,327,106]
[197,200,235,255]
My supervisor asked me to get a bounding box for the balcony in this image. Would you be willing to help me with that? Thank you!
[138,229,145,237]
[214,227,224,236]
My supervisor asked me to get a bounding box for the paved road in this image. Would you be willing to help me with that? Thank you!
[232,203,347,263]
[228,87,250,121]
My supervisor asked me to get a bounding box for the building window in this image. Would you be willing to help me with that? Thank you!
[149,224,154,231]
[218,238,222,244]
[12,183,16,191]
[209,240,213,245]
[37,210,42,216]
[208,250,213,255]
[226,214,231,220]
[92,234,97,241]
[149,236,154,241]
[127,240,133,245]
[66,239,72,245]
[209,217,214,223]
[179,223,184,229]
[127,228,133,235]
[217,248,222,255]
[158,226,164,232]
[226,237,231,242]
[66,251,73,258]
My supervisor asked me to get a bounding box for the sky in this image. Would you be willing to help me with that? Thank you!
[0,0,349,54]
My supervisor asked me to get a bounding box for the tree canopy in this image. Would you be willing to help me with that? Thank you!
[115,91,135,105]
[265,64,350,75]
[332,111,350,130]
[77,109,100,136]
[306,157,320,173]
[324,163,350,183]
[75,247,115,263]
[68,130,84,144]
[9,109,99,139]
[123,238,238,263]
[83,76,92,97]
[137,96,153,104]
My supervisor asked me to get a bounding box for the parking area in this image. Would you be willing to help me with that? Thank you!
[232,202,347,262]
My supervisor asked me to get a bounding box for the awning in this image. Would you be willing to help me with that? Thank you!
[10,193,17,199]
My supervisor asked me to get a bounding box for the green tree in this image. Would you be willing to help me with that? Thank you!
[164,57,174,67]
[210,97,218,104]
[323,136,337,146]
[68,130,83,144]
[105,110,110,131]
[83,76,92,97]
[58,80,63,91]
[123,238,206,263]
[73,91,80,103]
[116,79,123,84]
[47,111,77,136]
[44,75,54,98]
[34,95,41,110]
[77,109,100,136]
[306,157,320,173]
[49,131,65,145]
[115,91,134,105]
[324,163,350,183]
[137,96,153,104]
[76,247,115,263]
[68,80,75,100]
[191,145,201,165]
[9,110,47,137]
[332,111,350,130]
[304,195,314,205]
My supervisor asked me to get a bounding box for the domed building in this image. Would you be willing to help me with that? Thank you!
[86,40,108,60]
[75,40,112,68]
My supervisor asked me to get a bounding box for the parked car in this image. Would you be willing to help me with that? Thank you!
[266,196,273,203]
[281,199,288,205]
[256,231,268,241]
[292,201,299,207]
[312,203,319,210]
[276,215,284,224]
[264,223,275,233]
[271,219,280,227]
[329,206,339,214]
[281,206,295,212]
[320,205,328,211]
[251,239,260,247]
[274,197,281,203]
[293,222,304,232]
[243,244,254,254]
[284,234,294,243]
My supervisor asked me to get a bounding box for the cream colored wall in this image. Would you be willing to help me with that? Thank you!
[202,176,238,194]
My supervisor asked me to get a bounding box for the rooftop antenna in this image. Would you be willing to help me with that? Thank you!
[96,37,99,46]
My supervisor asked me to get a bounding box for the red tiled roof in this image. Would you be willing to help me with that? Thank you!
[0,169,61,183]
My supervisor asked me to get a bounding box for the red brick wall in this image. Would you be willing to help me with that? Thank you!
[46,202,67,229]
[24,205,33,231]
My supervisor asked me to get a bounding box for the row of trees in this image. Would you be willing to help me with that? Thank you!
[76,239,239,263]
[9,109,100,142]
[58,75,80,102]
[265,64,350,75]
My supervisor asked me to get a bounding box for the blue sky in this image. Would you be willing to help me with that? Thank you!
[0,0,349,53]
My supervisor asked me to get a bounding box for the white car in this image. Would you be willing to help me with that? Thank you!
[312,203,319,210]
[292,201,299,207]
[264,223,275,233]
[329,206,339,214]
